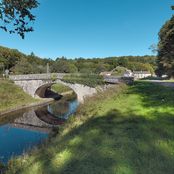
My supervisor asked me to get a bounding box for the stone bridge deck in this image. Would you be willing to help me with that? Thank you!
[9,73,133,103]
[9,73,66,81]
[9,73,132,84]
[9,74,98,103]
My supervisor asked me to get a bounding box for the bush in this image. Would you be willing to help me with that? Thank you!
[51,73,57,81]
[51,83,72,93]
[62,73,104,87]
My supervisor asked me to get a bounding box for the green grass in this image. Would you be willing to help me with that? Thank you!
[163,79,174,82]
[0,80,38,113]
[63,73,104,87]
[51,84,72,94]
[5,82,174,174]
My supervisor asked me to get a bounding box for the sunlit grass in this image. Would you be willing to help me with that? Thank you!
[5,82,174,174]
[51,83,72,94]
[0,80,38,113]
[163,79,174,82]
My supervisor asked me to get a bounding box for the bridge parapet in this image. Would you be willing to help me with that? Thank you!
[9,73,66,81]
[104,76,134,84]
[8,73,101,103]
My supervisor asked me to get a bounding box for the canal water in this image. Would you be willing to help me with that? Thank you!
[0,98,78,164]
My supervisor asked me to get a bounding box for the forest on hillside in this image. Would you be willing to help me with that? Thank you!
[0,45,156,75]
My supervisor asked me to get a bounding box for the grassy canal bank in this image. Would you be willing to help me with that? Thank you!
[5,81,174,174]
[0,80,39,114]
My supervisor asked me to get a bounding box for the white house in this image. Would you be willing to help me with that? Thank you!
[133,71,152,79]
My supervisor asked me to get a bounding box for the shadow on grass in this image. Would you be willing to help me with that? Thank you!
[11,108,174,174]
[129,81,174,108]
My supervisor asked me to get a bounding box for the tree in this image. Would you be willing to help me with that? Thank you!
[0,62,4,74]
[95,63,110,74]
[11,58,33,74]
[0,46,24,68]
[51,58,78,73]
[127,62,154,74]
[157,7,174,78]
[0,0,39,38]
[111,66,127,76]
[149,44,158,54]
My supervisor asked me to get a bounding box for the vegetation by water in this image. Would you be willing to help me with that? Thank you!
[51,83,77,101]
[0,80,38,113]
[63,73,104,87]
[51,84,72,94]
[5,81,174,174]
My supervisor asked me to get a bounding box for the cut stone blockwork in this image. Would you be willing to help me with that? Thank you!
[9,74,97,103]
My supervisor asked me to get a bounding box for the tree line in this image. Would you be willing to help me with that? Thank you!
[0,45,156,75]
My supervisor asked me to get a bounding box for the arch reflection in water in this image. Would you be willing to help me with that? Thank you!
[0,98,78,164]
[47,99,79,120]
[35,107,66,125]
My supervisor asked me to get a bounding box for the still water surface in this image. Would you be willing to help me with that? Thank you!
[0,98,78,164]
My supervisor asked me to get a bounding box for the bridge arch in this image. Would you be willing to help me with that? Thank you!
[35,83,55,98]
[9,74,97,103]
[34,82,78,100]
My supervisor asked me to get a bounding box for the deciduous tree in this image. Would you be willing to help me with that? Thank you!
[157,7,174,78]
[0,0,39,38]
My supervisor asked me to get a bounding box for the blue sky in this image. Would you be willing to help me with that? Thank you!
[0,0,173,59]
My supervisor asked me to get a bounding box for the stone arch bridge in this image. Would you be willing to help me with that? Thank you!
[9,73,97,103]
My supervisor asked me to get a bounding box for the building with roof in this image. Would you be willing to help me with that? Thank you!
[133,71,152,79]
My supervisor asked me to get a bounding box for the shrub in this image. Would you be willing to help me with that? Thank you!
[63,73,104,87]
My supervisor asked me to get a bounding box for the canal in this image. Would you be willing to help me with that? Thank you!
[0,97,79,164]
